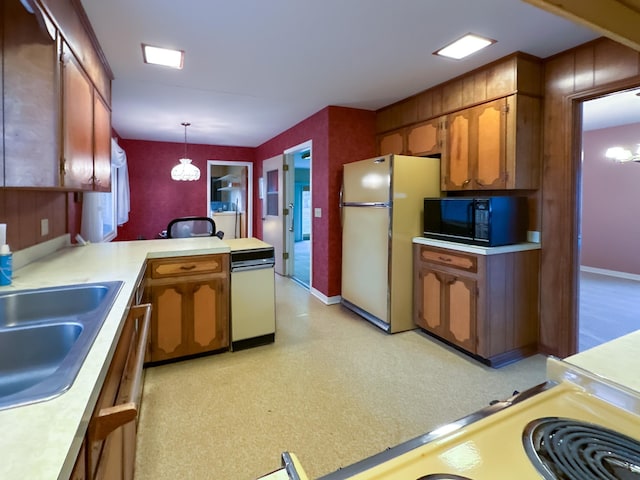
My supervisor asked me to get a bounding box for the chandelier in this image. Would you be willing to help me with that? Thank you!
[171,122,201,181]
[605,145,640,163]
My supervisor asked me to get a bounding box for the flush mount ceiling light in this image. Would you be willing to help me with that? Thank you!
[142,43,184,69]
[434,33,496,60]
[171,123,200,181]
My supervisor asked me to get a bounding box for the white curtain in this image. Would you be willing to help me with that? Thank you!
[111,138,130,225]
[80,138,130,242]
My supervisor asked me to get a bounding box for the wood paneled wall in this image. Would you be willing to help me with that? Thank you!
[541,37,640,357]
[0,190,68,250]
[376,52,543,134]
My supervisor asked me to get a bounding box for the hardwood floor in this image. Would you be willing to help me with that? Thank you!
[579,269,640,351]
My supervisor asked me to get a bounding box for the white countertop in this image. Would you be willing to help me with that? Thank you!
[412,237,541,255]
[223,237,272,252]
[563,329,640,395]
[0,236,230,480]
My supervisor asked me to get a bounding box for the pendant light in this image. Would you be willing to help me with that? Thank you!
[171,122,200,181]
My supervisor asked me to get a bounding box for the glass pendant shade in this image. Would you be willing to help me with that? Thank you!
[171,158,200,181]
[171,122,201,181]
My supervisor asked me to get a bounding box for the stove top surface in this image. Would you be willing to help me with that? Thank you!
[330,381,640,480]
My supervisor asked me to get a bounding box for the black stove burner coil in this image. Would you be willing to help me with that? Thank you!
[524,417,640,480]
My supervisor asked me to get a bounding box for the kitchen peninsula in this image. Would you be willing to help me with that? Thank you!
[0,235,270,480]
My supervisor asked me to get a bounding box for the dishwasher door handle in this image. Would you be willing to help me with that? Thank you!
[231,263,275,273]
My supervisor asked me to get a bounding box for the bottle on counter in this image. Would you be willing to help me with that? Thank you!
[0,244,12,286]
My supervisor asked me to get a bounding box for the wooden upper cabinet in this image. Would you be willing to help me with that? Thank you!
[379,117,446,157]
[1,0,59,187]
[62,41,95,190]
[378,129,405,156]
[406,117,445,157]
[61,41,113,192]
[93,93,112,192]
[441,94,541,191]
[1,0,112,190]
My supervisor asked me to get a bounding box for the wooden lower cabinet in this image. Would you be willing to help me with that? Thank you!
[413,243,539,366]
[69,302,151,480]
[146,254,230,363]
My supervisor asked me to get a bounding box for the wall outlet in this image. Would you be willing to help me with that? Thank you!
[41,218,49,237]
[314,208,322,218]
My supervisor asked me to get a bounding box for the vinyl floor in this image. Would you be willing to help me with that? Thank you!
[134,276,547,480]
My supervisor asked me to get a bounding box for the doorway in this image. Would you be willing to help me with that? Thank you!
[284,141,312,289]
[206,161,253,239]
[578,89,640,351]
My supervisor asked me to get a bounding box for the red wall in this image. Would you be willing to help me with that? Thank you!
[581,124,640,275]
[256,106,376,297]
[116,140,255,241]
[116,105,375,298]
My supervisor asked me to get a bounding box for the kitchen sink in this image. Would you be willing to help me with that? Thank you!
[0,283,116,327]
[0,281,123,410]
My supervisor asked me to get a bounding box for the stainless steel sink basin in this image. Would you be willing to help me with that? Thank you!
[0,281,123,410]
[0,283,115,327]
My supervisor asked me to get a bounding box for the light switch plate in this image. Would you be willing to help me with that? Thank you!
[314,208,322,218]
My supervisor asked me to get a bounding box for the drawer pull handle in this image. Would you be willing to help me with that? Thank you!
[438,256,452,262]
[180,264,197,270]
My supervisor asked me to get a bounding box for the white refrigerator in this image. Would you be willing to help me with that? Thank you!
[340,154,440,333]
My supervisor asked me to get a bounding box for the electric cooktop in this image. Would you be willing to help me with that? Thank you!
[318,358,640,480]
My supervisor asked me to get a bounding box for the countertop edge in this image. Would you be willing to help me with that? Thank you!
[412,237,541,255]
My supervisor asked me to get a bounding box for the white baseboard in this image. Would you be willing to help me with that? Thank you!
[580,265,640,282]
[310,287,341,305]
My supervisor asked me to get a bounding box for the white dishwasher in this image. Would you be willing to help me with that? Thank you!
[230,247,276,351]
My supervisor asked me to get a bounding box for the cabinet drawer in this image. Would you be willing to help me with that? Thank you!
[148,255,224,279]
[419,247,477,273]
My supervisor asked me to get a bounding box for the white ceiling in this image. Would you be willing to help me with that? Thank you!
[80,0,623,147]
[583,88,640,131]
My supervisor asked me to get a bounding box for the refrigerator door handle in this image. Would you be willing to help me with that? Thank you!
[342,202,391,208]
[339,183,344,227]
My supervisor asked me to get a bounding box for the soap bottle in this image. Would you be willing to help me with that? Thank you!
[0,244,12,286]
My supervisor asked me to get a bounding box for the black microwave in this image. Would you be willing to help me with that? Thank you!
[423,196,528,247]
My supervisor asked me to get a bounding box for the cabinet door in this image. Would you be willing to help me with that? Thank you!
[442,109,472,190]
[93,93,112,192]
[149,283,189,362]
[89,304,150,480]
[2,0,59,187]
[62,42,94,190]
[415,267,446,337]
[473,98,507,189]
[189,277,229,354]
[445,275,477,353]
[406,118,443,156]
[378,130,405,155]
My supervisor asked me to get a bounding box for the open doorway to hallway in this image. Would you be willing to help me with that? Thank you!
[285,141,312,288]
[578,89,640,351]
